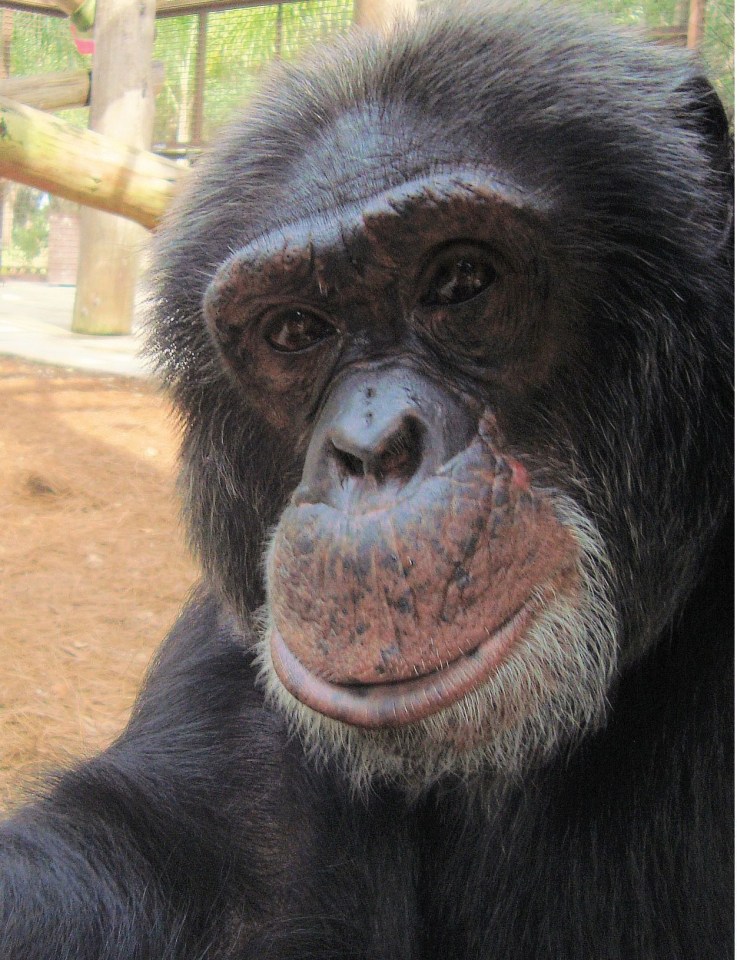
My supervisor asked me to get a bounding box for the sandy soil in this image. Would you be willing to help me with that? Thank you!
[0,357,198,811]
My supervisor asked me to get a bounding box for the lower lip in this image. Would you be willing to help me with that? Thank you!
[269,605,532,728]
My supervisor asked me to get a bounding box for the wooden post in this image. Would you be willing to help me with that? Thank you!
[687,0,706,49]
[0,9,12,273]
[1,8,12,77]
[275,2,283,58]
[72,0,155,335]
[354,0,417,34]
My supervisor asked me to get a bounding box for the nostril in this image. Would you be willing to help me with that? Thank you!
[330,417,425,486]
[375,418,424,483]
[332,444,366,479]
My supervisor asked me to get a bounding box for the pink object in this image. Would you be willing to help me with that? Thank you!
[71,24,95,56]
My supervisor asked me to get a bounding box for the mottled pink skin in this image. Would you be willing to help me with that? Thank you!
[267,424,578,686]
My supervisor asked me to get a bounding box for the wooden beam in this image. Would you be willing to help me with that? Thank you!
[0,63,164,113]
[191,13,207,145]
[0,69,90,110]
[0,95,183,228]
[1,0,303,18]
[0,0,65,16]
[158,0,301,14]
[1,10,12,78]
[649,25,688,46]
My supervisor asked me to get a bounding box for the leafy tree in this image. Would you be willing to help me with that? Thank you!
[11,186,50,262]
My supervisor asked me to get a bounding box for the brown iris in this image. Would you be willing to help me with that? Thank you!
[264,309,336,353]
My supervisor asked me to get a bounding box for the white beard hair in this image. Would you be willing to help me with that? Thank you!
[253,494,618,797]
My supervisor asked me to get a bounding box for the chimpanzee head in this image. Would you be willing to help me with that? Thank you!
[150,2,733,789]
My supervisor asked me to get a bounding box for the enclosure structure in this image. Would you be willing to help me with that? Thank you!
[0,0,419,331]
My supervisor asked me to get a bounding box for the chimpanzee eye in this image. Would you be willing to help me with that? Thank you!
[422,251,497,307]
[263,309,336,353]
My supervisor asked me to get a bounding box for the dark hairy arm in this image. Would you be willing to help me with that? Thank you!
[0,595,256,960]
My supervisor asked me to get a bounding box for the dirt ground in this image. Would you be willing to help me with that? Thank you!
[0,356,198,812]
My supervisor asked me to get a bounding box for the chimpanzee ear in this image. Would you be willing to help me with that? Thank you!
[677,75,734,242]
[677,75,732,168]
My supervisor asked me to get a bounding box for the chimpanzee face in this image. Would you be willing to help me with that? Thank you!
[201,162,617,787]
[152,6,732,790]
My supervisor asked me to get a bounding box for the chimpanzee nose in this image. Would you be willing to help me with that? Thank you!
[295,365,477,512]
[328,413,425,485]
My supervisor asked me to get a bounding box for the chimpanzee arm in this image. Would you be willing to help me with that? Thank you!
[1,788,177,959]
[0,594,256,959]
[0,592,420,960]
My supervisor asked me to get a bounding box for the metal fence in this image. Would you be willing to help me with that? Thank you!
[153,2,354,156]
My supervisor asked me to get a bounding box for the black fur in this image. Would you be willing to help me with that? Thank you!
[1,4,732,957]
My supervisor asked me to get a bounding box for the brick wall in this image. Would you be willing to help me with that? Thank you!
[47,210,80,285]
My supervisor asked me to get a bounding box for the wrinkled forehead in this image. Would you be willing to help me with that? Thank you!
[235,169,535,269]
[205,167,546,315]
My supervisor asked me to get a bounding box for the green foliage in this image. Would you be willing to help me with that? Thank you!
[702,0,734,119]
[10,12,86,75]
[577,0,686,25]
[578,0,734,118]
[8,12,90,128]
[153,1,353,149]
[10,186,50,263]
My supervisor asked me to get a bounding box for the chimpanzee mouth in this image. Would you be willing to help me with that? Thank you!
[269,603,533,728]
[266,419,582,727]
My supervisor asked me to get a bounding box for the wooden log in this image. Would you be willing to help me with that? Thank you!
[0,69,91,111]
[0,62,164,112]
[0,95,183,228]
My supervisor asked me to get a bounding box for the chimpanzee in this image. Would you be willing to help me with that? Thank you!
[0,3,732,958]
